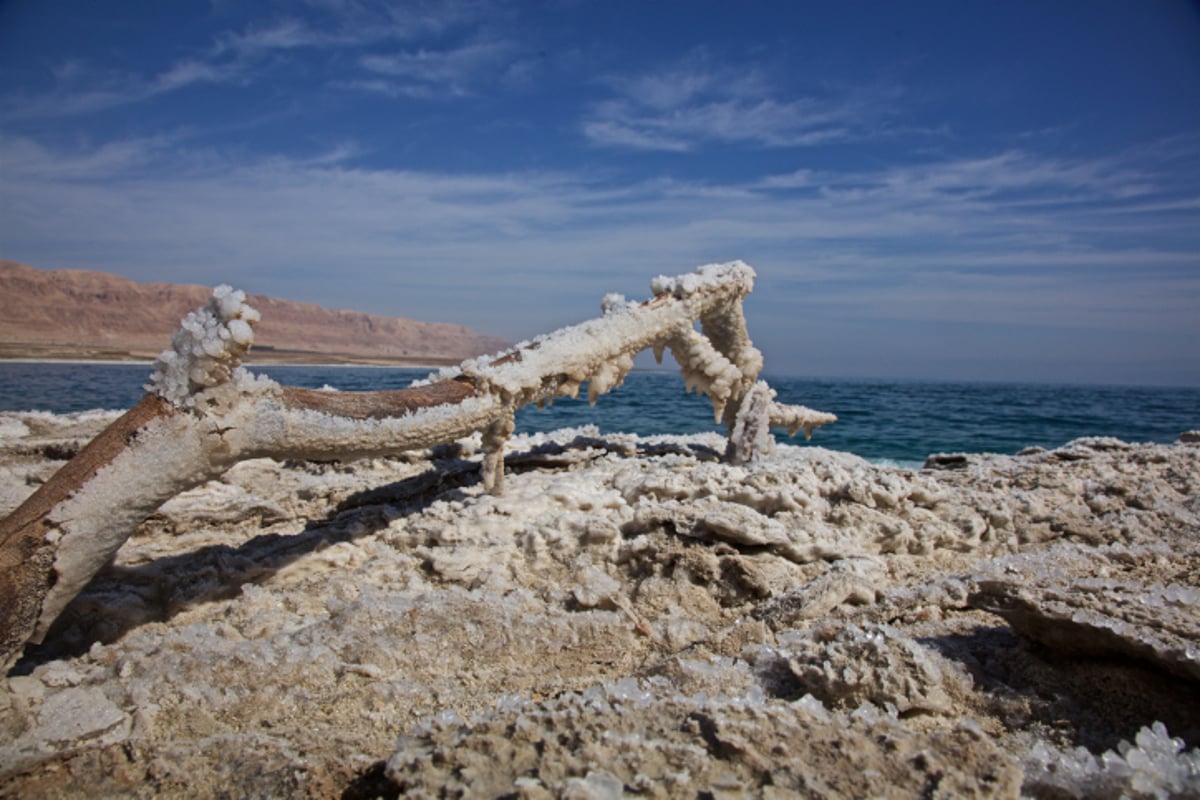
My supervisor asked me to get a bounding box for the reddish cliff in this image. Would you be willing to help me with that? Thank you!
[0,261,509,364]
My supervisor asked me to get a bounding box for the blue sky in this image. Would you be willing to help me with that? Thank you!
[1,1,1198,385]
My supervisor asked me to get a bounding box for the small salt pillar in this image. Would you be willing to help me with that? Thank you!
[481,413,515,495]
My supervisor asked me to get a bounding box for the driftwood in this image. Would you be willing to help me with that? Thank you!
[0,261,835,671]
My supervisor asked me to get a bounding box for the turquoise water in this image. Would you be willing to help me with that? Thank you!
[1,362,1196,466]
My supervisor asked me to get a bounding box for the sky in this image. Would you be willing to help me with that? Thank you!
[1,1,1198,386]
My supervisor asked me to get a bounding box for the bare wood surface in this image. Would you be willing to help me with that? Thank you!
[278,379,477,420]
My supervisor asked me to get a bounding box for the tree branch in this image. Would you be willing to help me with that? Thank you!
[0,261,835,671]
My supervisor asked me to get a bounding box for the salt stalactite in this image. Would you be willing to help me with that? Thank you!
[662,328,742,422]
[0,261,835,670]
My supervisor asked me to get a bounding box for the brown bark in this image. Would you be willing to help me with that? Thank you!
[277,378,477,420]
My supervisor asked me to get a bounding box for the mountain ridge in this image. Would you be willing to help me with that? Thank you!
[0,261,510,365]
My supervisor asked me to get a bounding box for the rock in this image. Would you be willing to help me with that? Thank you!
[753,557,882,626]
[751,620,970,715]
[384,675,1021,799]
[34,687,128,746]
[0,685,130,770]
[697,501,790,547]
[969,544,1200,682]
[1,421,1197,797]
[153,479,289,531]
[925,452,970,470]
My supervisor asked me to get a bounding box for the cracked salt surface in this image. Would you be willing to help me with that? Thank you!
[1,418,1198,797]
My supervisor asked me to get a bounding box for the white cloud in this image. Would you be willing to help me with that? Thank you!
[3,130,1196,386]
[580,118,691,152]
[0,134,172,180]
[3,134,1196,348]
[1,54,243,121]
[357,39,517,96]
[215,17,324,56]
[152,59,244,93]
[583,54,883,151]
[1,1,509,120]
[214,1,488,55]
[866,151,1156,204]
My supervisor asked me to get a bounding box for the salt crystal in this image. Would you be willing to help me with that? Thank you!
[145,284,264,407]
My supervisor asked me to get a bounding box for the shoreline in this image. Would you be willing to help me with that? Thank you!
[0,354,461,369]
[0,358,441,369]
[0,340,470,369]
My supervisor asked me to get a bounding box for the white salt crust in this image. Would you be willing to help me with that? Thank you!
[2,422,1198,797]
[145,285,262,408]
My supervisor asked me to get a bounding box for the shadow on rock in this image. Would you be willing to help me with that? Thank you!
[9,457,481,674]
[9,434,721,675]
[924,625,1200,754]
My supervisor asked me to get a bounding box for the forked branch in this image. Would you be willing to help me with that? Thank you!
[0,261,835,670]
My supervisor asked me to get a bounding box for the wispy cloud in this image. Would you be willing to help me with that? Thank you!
[583,53,887,151]
[357,39,518,97]
[2,133,1195,344]
[2,59,240,120]
[858,151,1157,205]
[214,1,487,56]
[152,58,246,94]
[214,17,326,56]
[0,134,175,179]
[1,1,507,120]
[580,120,692,152]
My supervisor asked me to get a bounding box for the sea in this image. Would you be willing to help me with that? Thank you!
[1,362,1197,469]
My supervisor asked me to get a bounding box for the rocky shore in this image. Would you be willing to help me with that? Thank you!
[1,411,1197,797]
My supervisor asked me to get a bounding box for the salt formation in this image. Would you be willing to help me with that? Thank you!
[970,542,1200,682]
[384,674,1020,798]
[750,620,971,715]
[143,284,261,408]
[1023,723,1200,799]
[2,418,1198,797]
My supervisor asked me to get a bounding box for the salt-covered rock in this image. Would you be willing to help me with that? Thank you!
[0,685,130,768]
[385,673,1020,798]
[33,687,128,745]
[1,421,1198,797]
[751,620,970,715]
[969,542,1200,682]
[753,557,883,626]
[0,418,31,441]
[1023,721,1200,799]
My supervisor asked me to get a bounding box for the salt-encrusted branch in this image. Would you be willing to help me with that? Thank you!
[0,262,834,671]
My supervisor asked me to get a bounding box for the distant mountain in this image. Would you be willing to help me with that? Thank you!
[0,261,510,365]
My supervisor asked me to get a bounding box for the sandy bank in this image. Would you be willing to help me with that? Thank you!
[1,413,1198,797]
